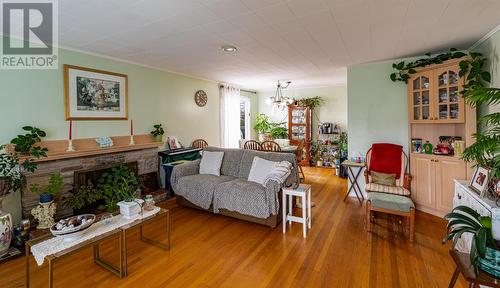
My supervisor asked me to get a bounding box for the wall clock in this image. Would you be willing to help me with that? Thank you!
[194,90,207,107]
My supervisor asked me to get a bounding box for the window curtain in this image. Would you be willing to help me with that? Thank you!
[219,84,241,148]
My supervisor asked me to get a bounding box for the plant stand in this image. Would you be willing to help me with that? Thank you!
[448,250,500,288]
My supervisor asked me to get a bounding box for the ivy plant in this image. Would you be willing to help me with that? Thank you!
[10,126,48,172]
[390,48,467,83]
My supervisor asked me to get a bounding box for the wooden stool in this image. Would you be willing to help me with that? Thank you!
[366,192,415,242]
[282,184,311,238]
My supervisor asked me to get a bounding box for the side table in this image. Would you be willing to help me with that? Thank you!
[341,160,365,206]
[282,184,311,238]
[449,250,500,288]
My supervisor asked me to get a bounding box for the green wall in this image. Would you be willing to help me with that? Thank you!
[0,38,222,223]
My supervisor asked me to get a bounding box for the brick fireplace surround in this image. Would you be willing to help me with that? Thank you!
[20,135,161,220]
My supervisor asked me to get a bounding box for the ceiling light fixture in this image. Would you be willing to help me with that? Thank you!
[221,45,238,52]
[265,80,294,111]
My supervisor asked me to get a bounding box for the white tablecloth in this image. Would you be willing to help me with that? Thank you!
[31,207,161,266]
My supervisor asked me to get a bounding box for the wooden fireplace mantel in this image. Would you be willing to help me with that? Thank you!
[13,134,164,163]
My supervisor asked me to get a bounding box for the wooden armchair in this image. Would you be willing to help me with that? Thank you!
[364,143,415,242]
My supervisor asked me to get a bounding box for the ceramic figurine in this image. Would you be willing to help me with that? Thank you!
[31,201,56,229]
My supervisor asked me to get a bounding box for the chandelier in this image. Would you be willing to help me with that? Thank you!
[265,80,294,111]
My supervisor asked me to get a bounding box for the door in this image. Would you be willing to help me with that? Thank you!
[434,65,465,123]
[411,156,435,208]
[409,71,433,123]
[435,158,466,213]
[240,97,250,140]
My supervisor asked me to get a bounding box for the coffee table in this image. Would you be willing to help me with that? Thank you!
[25,208,170,287]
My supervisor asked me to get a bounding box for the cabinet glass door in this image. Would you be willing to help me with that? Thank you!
[435,67,464,122]
[410,72,431,122]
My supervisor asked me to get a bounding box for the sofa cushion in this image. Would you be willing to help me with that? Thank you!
[239,150,296,180]
[175,174,235,209]
[248,156,279,185]
[204,147,243,177]
[199,151,224,176]
[365,183,410,196]
[213,178,270,218]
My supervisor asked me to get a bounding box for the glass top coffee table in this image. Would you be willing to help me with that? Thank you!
[25,208,170,288]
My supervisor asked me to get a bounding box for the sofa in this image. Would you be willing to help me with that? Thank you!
[171,147,300,227]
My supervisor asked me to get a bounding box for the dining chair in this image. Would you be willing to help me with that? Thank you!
[244,140,262,151]
[261,141,281,152]
[191,139,208,149]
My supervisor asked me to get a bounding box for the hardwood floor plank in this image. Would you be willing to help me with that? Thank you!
[0,167,467,287]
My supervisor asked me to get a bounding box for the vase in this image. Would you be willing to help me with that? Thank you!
[154,135,163,142]
[0,197,13,257]
[117,199,144,219]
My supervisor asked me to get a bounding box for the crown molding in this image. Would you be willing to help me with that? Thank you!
[469,24,500,51]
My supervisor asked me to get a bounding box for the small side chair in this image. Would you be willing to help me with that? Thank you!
[191,139,208,149]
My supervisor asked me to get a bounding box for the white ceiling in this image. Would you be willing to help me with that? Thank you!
[59,0,500,90]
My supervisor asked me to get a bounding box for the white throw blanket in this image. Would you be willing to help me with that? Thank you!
[263,161,292,186]
[30,207,161,266]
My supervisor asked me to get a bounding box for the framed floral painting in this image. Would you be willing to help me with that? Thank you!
[64,65,128,120]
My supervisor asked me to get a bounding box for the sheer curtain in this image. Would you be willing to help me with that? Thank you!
[219,84,241,148]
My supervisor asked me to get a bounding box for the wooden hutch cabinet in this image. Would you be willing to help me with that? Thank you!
[408,58,476,217]
[409,62,465,123]
[288,105,311,166]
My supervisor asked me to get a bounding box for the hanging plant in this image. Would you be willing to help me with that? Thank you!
[297,96,324,109]
[390,48,467,83]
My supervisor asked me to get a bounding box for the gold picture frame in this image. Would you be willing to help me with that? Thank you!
[64,64,128,120]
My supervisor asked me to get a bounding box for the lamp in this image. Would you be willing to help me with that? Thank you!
[268,80,293,111]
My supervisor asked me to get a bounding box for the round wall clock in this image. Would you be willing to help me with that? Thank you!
[194,90,207,107]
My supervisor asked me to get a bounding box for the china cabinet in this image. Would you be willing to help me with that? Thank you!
[409,61,465,123]
[288,105,311,165]
[408,58,476,217]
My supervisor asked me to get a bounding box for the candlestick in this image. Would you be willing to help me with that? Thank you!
[69,120,72,140]
[66,139,75,152]
[129,135,135,146]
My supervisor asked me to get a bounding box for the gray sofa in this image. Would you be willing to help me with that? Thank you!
[171,147,299,227]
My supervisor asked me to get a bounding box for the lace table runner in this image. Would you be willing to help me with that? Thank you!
[31,207,161,266]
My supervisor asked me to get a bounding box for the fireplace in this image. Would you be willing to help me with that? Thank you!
[74,162,138,190]
[21,146,160,220]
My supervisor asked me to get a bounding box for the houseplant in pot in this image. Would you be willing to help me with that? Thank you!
[0,146,21,256]
[29,173,64,229]
[150,124,165,142]
[98,165,142,218]
[254,114,272,141]
[443,205,500,276]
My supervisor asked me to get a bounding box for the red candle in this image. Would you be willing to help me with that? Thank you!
[130,120,134,136]
[69,120,72,140]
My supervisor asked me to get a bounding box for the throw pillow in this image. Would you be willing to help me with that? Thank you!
[248,156,279,185]
[371,171,396,186]
[199,151,224,176]
[263,161,292,186]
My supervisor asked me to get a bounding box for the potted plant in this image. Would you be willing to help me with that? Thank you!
[29,173,64,203]
[150,124,165,142]
[270,125,288,140]
[254,114,272,141]
[63,183,103,214]
[98,165,142,218]
[443,205,500,275]
[10,126,48,173]
[297,96,325,109]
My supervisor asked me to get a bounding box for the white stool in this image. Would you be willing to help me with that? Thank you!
[282,184,311,238]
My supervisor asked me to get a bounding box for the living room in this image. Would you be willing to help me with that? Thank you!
[0,0,499,287]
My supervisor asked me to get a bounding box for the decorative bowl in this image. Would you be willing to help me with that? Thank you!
[50,214,96,241]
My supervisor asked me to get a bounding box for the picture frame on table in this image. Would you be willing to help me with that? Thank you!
[64,64,128,120]
[470,166,490,197]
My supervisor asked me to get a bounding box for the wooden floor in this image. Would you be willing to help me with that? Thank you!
[0,167,467,288]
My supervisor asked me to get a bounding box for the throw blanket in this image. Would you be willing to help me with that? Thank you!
[263,161,292,186]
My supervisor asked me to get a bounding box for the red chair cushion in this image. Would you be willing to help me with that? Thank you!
[369,143,403,179]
